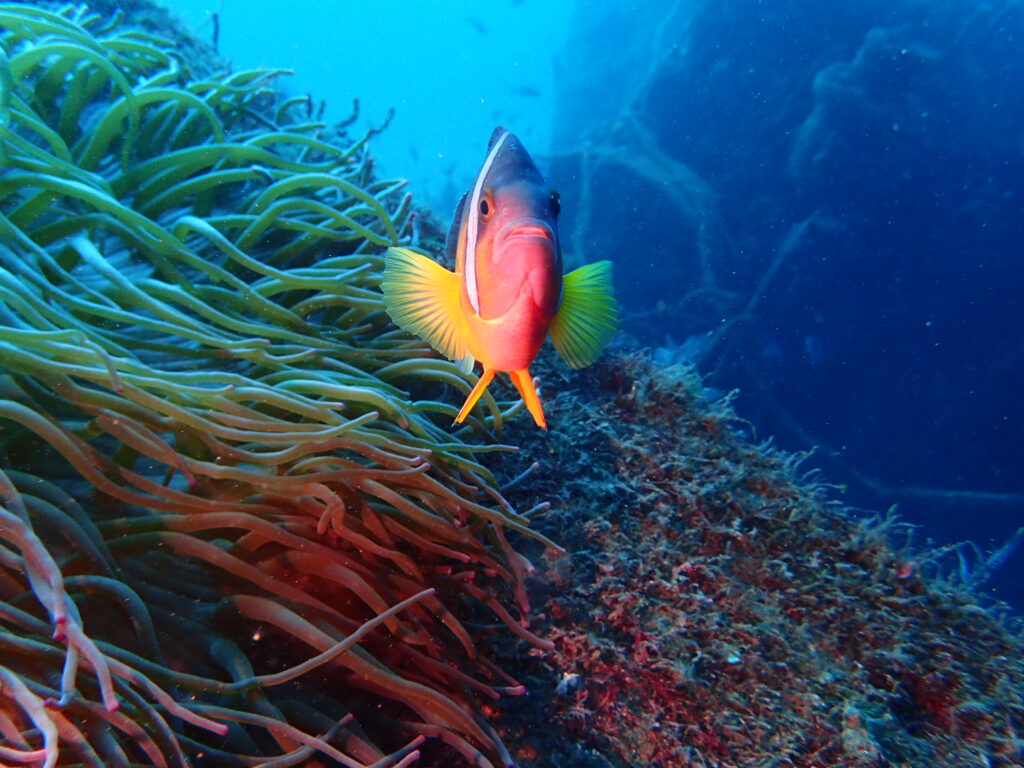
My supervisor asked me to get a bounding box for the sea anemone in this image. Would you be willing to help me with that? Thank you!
[0,5,550,767]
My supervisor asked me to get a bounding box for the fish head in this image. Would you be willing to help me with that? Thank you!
[458,128,562,323]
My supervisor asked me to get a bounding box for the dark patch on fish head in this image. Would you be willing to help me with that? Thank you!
[485,130,546,189]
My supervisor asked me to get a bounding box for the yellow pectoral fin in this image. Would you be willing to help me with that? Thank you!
[550,260,619,368]
[381,247,473,364]
[509,369,546,429]
[455,368,496,424]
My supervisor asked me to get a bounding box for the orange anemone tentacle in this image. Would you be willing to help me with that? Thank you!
[454,369,496,425]
[509,369,546,429]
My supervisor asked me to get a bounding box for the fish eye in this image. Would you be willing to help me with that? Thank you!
[550,191,561,217]
[479,197,491,217]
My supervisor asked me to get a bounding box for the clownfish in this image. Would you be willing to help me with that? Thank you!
[381,127,618,429]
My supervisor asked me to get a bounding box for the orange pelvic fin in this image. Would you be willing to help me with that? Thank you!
[454,369,496,425]
[509,369,546,429]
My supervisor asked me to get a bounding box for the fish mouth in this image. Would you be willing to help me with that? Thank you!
[495,218,555,250]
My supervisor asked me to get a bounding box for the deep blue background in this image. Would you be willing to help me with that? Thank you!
[549,0,1024,608]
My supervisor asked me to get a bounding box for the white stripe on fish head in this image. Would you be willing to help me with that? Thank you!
[464,130,510,315]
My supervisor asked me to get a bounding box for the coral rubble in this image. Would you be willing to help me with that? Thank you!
[490,351,1024,767]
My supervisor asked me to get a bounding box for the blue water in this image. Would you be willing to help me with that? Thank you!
[163,0,1024,610]
[163,0,571,217]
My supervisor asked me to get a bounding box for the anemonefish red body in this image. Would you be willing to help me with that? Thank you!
[381,127,618,429]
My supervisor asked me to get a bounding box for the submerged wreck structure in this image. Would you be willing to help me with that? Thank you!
[1,3,1022,768]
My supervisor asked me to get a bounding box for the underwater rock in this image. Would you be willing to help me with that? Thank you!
[491,349,1024,767]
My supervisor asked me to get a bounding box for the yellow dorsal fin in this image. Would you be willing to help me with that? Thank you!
[550,260,619,368]
[381,247,473,364]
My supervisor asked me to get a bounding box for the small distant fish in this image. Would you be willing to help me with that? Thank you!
[511,85,541,98]
[382,127,618,428]
[466,16,488,36]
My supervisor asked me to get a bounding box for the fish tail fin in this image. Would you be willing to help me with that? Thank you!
[549,260,619,368]
[454,368,496,425]
[381,247,472,364]
[510,369,546,429]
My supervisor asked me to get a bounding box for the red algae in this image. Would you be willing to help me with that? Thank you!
[483,349,1024,768]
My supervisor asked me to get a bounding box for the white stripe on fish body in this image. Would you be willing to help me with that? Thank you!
[464,130,510,315]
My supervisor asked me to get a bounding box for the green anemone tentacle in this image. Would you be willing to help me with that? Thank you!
[0,7,540,768]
